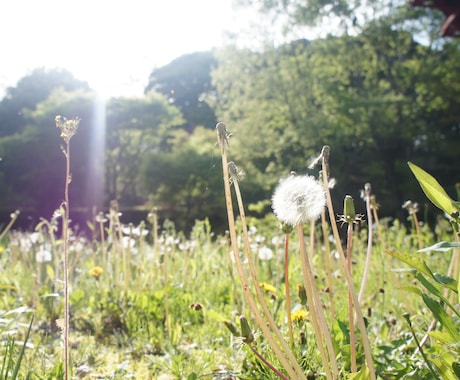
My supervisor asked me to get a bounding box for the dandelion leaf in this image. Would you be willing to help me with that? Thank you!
[421,293,460,342]
[385,250,433,277]
[408,162,457,215]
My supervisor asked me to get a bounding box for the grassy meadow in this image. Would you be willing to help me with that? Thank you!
[0,120,458,379]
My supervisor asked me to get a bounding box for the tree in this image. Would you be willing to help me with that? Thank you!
[0,88,96,219]
[211,18,460,216]
[145,51,217,131]
[105,92,184,205]
[140,127,228,232]
[0,68,90,137]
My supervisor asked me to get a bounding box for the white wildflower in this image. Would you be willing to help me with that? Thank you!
[36,247,52,263]
[258,246,273,261]
[272,175,326,225]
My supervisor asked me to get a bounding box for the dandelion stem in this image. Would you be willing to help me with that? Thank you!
[216,123,304,380]
[248,344,290,380]
[358,184,373,304]
[284,233,294,347]
[298,223,338,380]
[321,210,336,319]
[321,146,376,380]
[233,177,306,379]
[346,223,357,373]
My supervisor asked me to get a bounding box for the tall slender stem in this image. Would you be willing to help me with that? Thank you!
[346,223,357,373]
[284,233,294,347]
[321,146,376,379]
[358,185,373,304]
[63,141,71,380]
[216,123,304,379]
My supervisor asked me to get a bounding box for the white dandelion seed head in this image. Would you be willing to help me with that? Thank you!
[272,175,326,226]
[258,246,274,261]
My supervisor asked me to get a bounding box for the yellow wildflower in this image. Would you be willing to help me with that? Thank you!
[259,282,277,293]
[89,266,103,279]
[291,309,308,323]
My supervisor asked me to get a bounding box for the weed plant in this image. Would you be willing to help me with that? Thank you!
[0,120,457,379]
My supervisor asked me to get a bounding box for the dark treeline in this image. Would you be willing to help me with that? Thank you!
[1,2,459,233]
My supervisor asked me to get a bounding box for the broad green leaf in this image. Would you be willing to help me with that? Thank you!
[421,293,460,341]
[418,241,460,253]
[386,250,433,277]
[408,162,457,215]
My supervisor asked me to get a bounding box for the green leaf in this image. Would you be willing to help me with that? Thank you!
[408,162,457,215]
[421,293,460,342]
[418,241,460,253]
[386,250,433,277]
[429,351,458,380]
[432,273,458,293]
[415,272,459,317]
[453,362,460,378]
[428,330,457,345]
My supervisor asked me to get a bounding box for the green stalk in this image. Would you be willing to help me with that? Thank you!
[321,146,376,379]
[346,222,357,373]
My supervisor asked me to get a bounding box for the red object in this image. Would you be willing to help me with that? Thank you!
[410,0,460,36]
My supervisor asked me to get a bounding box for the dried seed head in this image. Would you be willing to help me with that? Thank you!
[55,115,80,143]
[216,122,231,148]
[228,161,245,184]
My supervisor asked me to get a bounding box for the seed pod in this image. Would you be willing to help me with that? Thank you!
[239,315,254,344]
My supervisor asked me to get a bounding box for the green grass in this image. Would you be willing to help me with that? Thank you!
[0,211,458,379]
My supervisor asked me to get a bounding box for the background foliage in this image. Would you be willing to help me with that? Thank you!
[0,1,459,232]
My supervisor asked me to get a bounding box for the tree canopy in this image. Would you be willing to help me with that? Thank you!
[145,51,217,131]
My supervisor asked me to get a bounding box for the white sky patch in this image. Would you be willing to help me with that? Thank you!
[0,0,254,98]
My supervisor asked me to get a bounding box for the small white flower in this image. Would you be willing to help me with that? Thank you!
[272,174,326,225]
[258,246,273,261]
[122,236,136,249]
[36,248,52,263]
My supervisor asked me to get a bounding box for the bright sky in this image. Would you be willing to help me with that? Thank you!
[0,0,250,98]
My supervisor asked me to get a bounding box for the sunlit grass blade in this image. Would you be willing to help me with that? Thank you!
[11,316,34,379]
